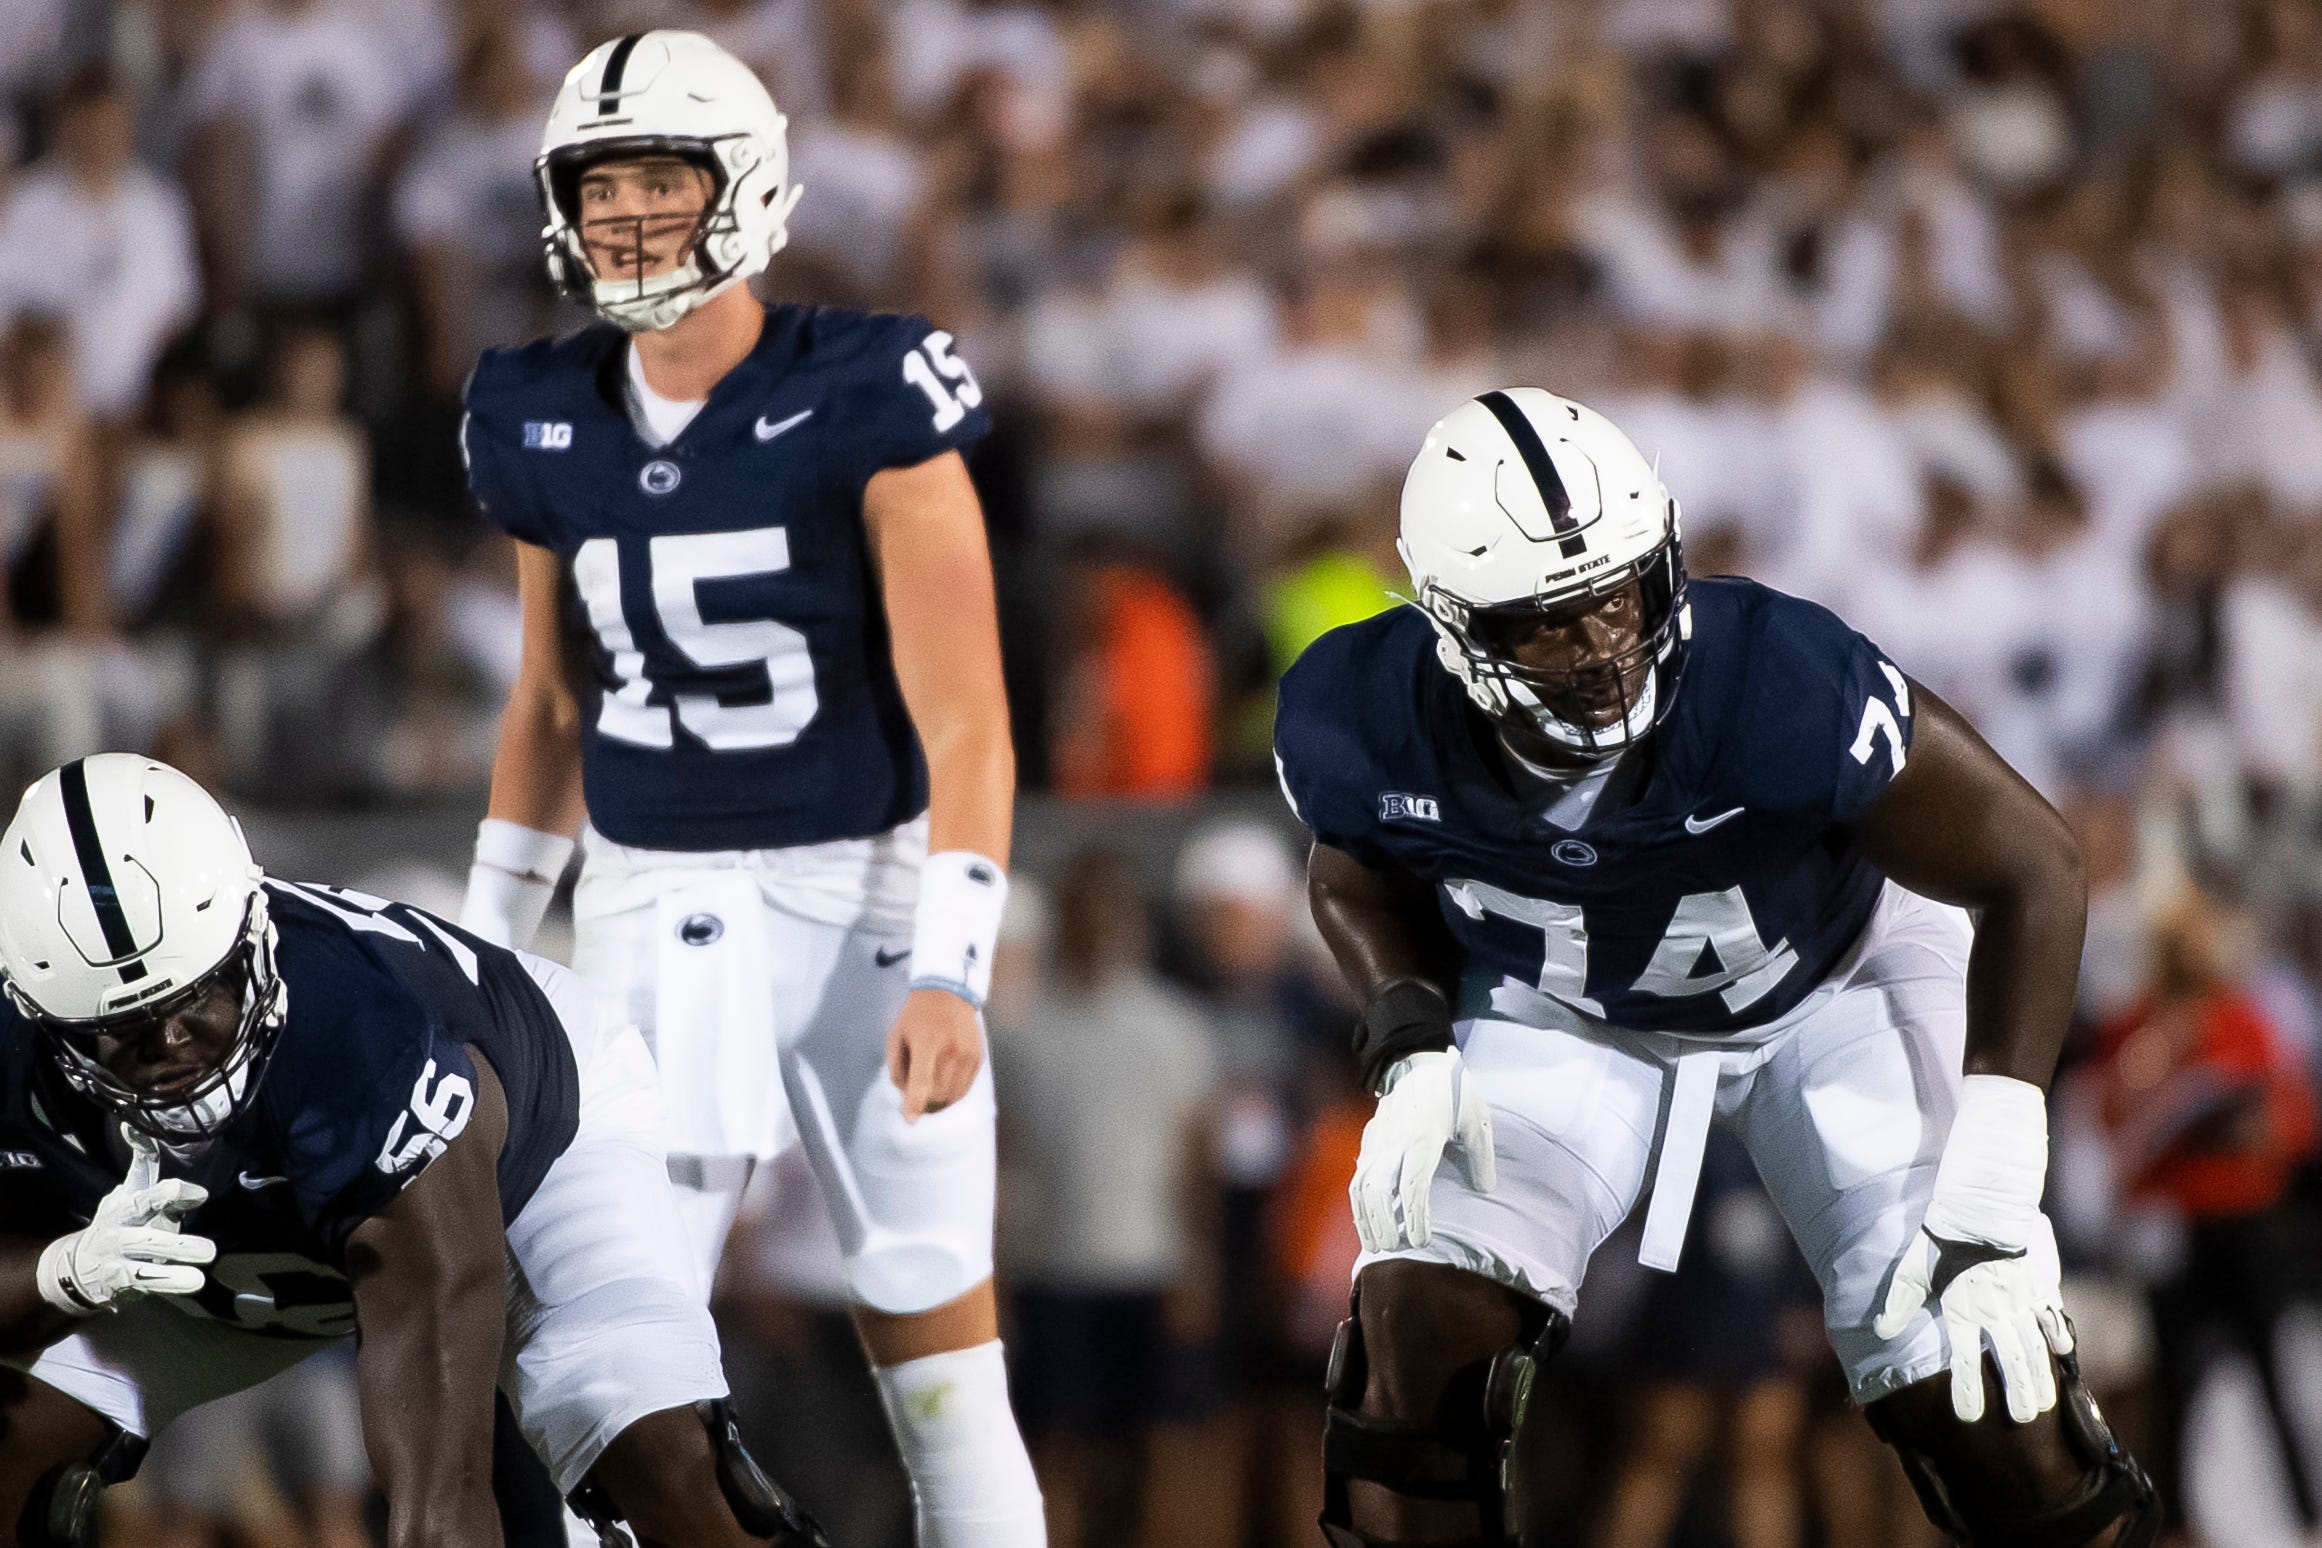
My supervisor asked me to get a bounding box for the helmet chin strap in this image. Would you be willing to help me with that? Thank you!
[149,1063,246,1143]
[1505,670,1658,758]
[592,258,736,333]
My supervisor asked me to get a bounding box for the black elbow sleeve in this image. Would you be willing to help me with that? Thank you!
[1353,978,1455,1094]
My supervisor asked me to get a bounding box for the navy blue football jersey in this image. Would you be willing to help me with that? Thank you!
[0,882,580,1339]
[462,304,993,852]
[1274,578,1916,1036]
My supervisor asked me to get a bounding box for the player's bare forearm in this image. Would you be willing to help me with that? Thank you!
[0,1239,72,1357]
[865,451,1015,864]
[1852,683,2087,1089]
[484,684,586,833]
[484,539,587,836]
[1308,841,1453,1000]
[347,1054,512,1548]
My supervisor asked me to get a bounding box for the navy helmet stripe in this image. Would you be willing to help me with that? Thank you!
[57,760,144,982]
[1478,390,1587,559]
[596,33,644,115]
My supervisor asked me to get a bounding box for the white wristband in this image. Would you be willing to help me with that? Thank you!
[459,819,575,951]
[1922,1073,2049,1251]
[908,850,1008,1010]
[36,1236,100,1316]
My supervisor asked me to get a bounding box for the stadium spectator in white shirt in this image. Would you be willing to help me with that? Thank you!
[0,67,200,424]
[181,0,409,312]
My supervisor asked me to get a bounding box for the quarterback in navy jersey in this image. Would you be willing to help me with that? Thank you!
[1274,391,2157,1547]
[0,757,822,1548]
[456,31,1041,1547]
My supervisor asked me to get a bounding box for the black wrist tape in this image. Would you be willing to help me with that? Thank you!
[1353,978,1455,1094]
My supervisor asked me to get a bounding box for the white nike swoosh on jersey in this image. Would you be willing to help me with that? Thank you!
[1683,807,1746,835]
[238,1171,289,1190]
[754,408,814,442]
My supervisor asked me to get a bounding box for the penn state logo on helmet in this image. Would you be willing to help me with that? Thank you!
[537,31,806,333]
[0,756,286,1140]
[1397,388,1691,759]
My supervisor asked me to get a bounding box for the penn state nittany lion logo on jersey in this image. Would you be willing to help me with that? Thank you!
[1276,578,1913,1035]
[461,304,991,853]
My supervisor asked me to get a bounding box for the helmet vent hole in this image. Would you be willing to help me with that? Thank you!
[144,797,155,822]
[17,842,30,865]
[196,896,215,912]
[1445,447,1467,462]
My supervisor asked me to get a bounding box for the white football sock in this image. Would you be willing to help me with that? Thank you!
[873,1341,1046,1547]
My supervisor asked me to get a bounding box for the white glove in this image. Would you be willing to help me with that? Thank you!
[36,1133,216,1316]
[1873,1075,2072,1423]
[1351,1048,1496,1253]
[1876,1211,2073,1423]
[458,818,574,951]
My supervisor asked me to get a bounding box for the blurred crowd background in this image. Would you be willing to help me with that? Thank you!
[4,0,2322,1542]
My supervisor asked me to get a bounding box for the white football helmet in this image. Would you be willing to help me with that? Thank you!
[538,30,805,332]
[1398,389,1691,758]
[0,756,283,1140]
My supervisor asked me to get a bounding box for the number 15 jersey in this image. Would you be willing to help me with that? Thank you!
[1274,578,1917,1037]
[462,304,992,853]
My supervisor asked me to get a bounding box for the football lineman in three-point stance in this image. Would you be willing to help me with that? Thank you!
[1275,390,2159,1546]
[0,755,823,1548]
[457,32,1044,1547]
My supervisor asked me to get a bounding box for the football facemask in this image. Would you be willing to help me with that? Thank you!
[1423,540,1690,759]
[12,895,286,1143]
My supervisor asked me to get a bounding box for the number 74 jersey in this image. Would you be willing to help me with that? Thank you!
[461,304,991,853]
[1273,578,1917,1037]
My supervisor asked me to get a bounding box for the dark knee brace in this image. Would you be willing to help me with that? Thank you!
[1870,1349,2160,1548]
[566,1401,828,1548]
[1319,1292,1570,1548]
[18,1424,143,1548]
[697,1399,826,1546]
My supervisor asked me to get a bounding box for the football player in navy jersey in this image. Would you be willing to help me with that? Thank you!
[0,756,823,1548]
[454,31,1041,1546]
[1273,391,2158,1547]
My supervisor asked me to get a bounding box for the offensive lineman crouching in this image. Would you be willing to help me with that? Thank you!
[1273,390,2158,1546]
[0,755,822,1548]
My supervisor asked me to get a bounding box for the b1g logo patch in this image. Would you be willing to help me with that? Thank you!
[523,420,572,450]
[678,912,724,947]
[1380,793,1440,822]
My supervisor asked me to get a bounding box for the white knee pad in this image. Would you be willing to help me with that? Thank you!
[847,1232,988,1317]
[789,1056,996,1314]
[507,1276,729,1494]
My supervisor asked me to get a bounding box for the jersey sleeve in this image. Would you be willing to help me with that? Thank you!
[851,314,993,476]
[1730,593,1915,824]
[1274,636,1399,871]
[459,352,555,547]
[266,993,483,1262]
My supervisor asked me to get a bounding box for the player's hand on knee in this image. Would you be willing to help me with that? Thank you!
[38,1131,215,1315]
[1873,1073,2069,1424]
[886,988,983,1123]
[1875,1212,2073,1425]
[1351,1047,1495,1253]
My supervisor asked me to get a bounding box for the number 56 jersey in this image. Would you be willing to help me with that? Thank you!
[1274,578,1917,1038]
[461,304,992,853]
